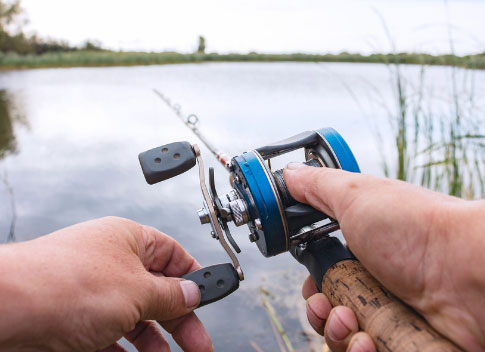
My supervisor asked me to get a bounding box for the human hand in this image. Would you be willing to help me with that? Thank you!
[0,217,212,352]
[284,163,485,352]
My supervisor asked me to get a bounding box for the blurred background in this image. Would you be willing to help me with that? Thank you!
[0,1,484,351]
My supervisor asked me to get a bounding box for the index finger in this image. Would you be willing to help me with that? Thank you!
[86,217,201,277]
[140,225,201,277]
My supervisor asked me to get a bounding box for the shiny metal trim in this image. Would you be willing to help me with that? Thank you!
[305,150,325,167]
[193,144,244,280]
[252,150,289,251]
[315,130,342,169]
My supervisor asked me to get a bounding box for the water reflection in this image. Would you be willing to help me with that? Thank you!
[0,89,28,242]
[0,90,22,158]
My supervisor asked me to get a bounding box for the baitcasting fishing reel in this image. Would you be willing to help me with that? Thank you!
[139,128,359,305]
[139,127,462,351]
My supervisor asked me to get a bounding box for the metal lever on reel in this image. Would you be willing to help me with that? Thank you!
[138,142,243,307]
[208,167,241,254]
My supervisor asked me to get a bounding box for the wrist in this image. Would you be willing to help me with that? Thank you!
[441,199,485,342]
[0,242,50,350]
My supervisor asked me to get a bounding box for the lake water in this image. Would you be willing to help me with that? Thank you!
[0,62,483,351]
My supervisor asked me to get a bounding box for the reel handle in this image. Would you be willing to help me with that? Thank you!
[182,263,240,308]
[293,238,462,352]
[139,141,196,185]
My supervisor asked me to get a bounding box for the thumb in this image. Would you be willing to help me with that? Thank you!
[283,162,361,220]
[142,276,201,321]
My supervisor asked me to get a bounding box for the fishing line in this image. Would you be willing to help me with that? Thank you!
[153,89,231,171]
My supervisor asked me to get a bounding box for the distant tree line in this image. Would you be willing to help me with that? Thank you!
[0,0,103,55]
[0,0,483,70]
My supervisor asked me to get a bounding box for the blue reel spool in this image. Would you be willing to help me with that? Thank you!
[232,128,360,257]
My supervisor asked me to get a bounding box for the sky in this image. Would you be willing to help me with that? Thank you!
[20,0,485,55]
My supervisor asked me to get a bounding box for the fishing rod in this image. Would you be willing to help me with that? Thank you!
[140,103,462,350]
[153,89,231,170]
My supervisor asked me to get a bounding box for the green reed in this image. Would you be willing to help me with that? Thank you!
[377,57,485,198]
[365,6,485,198]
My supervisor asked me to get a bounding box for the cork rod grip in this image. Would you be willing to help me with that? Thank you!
[322,260,462,352]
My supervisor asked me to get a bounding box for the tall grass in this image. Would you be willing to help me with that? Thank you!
[382,62,485,198]
[368,12,485,198]
[415,66,484,197]
[256,286,328,352]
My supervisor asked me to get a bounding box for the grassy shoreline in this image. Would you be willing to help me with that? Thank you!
[0,51,484,70]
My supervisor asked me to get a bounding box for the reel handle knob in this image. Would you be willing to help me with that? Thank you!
[293,238,462,351]
[182,263,240,308]
[138,141,196,185]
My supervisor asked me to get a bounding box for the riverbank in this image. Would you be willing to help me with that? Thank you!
[0,51,484,70]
